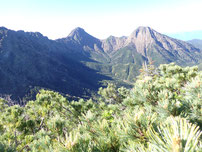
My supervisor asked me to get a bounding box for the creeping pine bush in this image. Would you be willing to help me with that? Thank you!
[0,63,201,151]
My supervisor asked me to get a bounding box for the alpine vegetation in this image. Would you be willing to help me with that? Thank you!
[0,63,201,151]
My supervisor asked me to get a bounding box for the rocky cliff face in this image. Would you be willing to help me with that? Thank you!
[126,26,156,56]
[101,26,201,65]
[101,36,127,54]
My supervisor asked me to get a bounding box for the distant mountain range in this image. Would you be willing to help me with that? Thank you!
[187,39,202,50]
[187,39,202,70]
[167,31,202,41]
[0,26,202,100]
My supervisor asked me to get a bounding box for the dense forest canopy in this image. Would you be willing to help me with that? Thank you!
[0,63,201,151]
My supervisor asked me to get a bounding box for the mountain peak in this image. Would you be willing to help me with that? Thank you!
[64,27,103,52]
[0,27,9,33]
[126,26,161,56]
[74,27,84,31]
[68,27,86,37]
[136,26,151,30]
[130,26,155,38]
[67,27,100,43]
[0,26,8,30]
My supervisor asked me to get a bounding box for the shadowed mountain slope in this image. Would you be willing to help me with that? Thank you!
[0,27,111,100]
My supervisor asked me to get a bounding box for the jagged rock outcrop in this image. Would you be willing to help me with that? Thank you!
[101,36,127,54]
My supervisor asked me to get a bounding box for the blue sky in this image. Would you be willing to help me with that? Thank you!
[0,0,202,40]
[167,31,202,41]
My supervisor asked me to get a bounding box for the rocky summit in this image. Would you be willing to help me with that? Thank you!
[102,26,201,65]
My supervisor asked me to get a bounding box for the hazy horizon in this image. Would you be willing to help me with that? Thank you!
[1,0,202,40]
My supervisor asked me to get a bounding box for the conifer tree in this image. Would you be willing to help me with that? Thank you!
[0,63,201,151]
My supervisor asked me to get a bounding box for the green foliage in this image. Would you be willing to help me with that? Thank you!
[148,117,201,152]
[0,63,201,151]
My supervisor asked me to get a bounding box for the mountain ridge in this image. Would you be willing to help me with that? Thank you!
[57,26,202,82]
[188,39,202,50]
[0,27,111,100]
[0,26,202,100]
